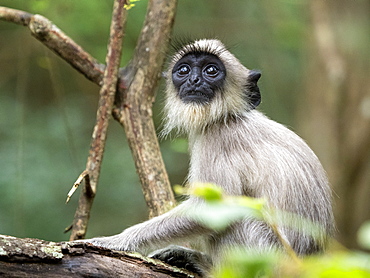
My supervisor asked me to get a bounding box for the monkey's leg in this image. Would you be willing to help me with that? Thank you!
[149,245,212,277]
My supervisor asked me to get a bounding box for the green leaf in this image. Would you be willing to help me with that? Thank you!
[188,203,253,230]
[215,248,278,278]
[190,183,224,201]
[124,0,142,10]
[227,195,266,212]
[357,220,370,250]
[185,184,265,230]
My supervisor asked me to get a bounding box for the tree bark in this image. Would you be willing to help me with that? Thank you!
[0,235,196,278]
[113,0,178,218]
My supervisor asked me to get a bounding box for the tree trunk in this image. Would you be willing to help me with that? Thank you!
[299,0,370,248]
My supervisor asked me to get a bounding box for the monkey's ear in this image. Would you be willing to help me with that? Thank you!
[245,70,261,109]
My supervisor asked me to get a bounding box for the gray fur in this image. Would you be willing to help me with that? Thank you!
[82,39,334,272]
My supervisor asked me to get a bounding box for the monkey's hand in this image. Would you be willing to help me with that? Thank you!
[75,235,130,251]
[149,245,212,277]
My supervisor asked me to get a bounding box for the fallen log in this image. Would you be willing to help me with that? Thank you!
[0,235,196,278]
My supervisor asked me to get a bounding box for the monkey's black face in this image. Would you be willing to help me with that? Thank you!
[172,53,226,104]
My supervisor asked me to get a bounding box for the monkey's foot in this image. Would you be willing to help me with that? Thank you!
[149,245,212,277]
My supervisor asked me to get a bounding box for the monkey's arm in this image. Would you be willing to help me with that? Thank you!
[82,198,210,254]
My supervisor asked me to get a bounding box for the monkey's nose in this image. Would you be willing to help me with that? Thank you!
[191,76,200,84]
[189,73,201,84]
[189,68,201,84]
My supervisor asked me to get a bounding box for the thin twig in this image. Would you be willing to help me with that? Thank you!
[66,170,89,204]
[269,222,302,266]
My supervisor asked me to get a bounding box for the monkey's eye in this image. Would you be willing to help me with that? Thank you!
[204,65,219,77]
[177,65,191,76]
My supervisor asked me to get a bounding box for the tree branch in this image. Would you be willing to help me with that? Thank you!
[0,6,32,26]
[0,1,177,228]
[69,0,128,241]
[0,7,105,85]
[113,0,177,218]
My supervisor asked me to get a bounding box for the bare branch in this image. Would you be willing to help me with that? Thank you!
[1,2,178,227]
[69,0,129,241]
[66,170,90,204]
[0,7,105,85]
[0,6,32,26]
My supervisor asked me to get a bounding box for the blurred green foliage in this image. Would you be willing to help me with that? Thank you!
[187,184,370,277]
[184,184,266,231]
[358,221,370,251]
[0,0,368,249]
[216,249,370,278]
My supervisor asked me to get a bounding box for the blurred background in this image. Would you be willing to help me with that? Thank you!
[0,0,369,250]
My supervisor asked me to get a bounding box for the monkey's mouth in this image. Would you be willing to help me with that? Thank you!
[180,90,213,104]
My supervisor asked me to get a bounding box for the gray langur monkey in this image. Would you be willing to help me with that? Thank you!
[80,39,335,276]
